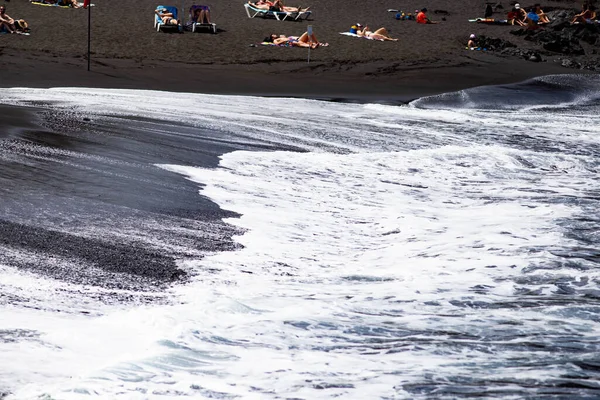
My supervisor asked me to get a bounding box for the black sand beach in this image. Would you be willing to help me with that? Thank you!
[0,101,294,291]
[0,0,598,100]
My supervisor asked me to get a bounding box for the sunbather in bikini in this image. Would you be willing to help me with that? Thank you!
[156,8,178,25]
[357,25,398,41]
[248,0,308,13]
[264,31,327,48]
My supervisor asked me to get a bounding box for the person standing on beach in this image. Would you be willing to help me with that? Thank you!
[0,5,16,34]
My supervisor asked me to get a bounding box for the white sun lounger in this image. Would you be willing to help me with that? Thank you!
[244,3,311,21]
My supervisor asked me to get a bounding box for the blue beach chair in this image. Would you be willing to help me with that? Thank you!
[154,5,182,32]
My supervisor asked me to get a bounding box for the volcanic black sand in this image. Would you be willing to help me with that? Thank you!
[0,101,301,293]
[0,0,598,101]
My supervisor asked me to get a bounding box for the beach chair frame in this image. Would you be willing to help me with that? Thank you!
[244,3,311,21]
[154,5,182,32]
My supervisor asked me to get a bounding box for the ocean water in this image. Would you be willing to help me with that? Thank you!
[0,74,599,399]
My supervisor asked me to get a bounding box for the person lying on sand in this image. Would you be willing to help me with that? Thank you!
[0,6,16,34]
[248,0,309,13]
[156,8,178,25]
[571,4,596,24]
[263,32,327,48]
[416,8,439,24]
[357,25,398,41]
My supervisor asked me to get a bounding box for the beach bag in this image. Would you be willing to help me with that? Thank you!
[16,19,29,32]
[484,4,493,18]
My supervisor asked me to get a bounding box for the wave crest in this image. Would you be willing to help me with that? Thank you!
[411,74,600,111]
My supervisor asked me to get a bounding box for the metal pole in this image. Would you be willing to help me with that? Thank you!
[87,3,91,71]
[181,0,184,32]
[307,24,312,63]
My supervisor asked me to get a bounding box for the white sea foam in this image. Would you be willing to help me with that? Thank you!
[0,87,599,399]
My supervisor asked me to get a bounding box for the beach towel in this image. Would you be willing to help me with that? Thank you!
[468,18,509,24]
[339,31,384,41]
[30,1,93,7]
[30,1,69,8]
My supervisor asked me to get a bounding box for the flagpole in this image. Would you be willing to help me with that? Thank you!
[87,1,91,71]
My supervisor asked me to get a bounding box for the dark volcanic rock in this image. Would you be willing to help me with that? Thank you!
[477,35,518,51]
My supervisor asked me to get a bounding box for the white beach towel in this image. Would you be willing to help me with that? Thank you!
[339,31,384,41]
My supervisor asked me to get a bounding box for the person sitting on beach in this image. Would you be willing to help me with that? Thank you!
[534,3,550,23]
[192,6,211,24]
[571,4,596,24]
[263,31,327,48]
[525,6,543,29]
[526,7,540,23]
[416,8,438,24]
[467,33,478,49]
[357,25,398,41]
[0,6,16,34]
[507,5,527,25]
[156,8,178,25]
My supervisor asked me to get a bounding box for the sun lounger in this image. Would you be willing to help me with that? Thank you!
[154,5,182,32]
[244,3,311,21]
[189,5,216,33]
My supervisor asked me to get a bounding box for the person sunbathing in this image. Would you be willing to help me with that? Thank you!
[0,6,16,33]
[357,25,398,41]
[263,31,327,48]
[248,0,308,13]
[572,4,596,24]
[192,6,211,24]
[249,0,272,10]
[534,3,550,23]
[156,8,178,25]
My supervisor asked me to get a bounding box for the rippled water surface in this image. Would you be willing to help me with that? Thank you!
[1,75,600,399]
